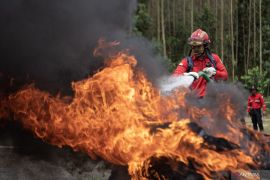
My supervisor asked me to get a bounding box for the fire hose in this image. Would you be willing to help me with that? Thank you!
[159,71,212,94]
[197,71,212,82]
[184,71,212,83]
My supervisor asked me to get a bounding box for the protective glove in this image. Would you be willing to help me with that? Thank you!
[183,72,199,79]
[203,67,216,77]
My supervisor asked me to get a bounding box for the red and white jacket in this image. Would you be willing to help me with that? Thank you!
[247,93,267,112]
[173,53,228,97]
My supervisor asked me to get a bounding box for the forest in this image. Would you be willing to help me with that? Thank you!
[134,0,270,96]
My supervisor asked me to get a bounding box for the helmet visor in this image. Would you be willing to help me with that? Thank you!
[188,38,203,46]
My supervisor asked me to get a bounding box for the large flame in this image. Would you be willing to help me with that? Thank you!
[0,41,269,179]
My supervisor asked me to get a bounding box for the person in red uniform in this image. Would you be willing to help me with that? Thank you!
[173,29,228,97]
[247,86,267,131]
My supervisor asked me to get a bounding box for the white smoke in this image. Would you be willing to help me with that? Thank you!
[159,75,194,94]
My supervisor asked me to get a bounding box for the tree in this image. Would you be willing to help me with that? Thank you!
[230,0,235,80]
[133,3,152,38]
[161,0,167,58]
[194,8,216,44]
[241,66,270,95]
[215,0,219,53]
[247,0,251,70]
[253,0,256,66]
[183,0,186,27]
[133,0,270,94]
[157,0,161,42]
[259,0,262,74]
[220,0,224,61]
[191,0,194,33]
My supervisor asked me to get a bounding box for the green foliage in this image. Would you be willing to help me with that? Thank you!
[168,29,190,64]
[241,66,270,95]
[262,24,270,73]
[133,3,152,38]
[150,38,164,56]
[194,8,216,45]
[133,1,270,96]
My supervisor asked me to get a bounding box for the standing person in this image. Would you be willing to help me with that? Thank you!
[173,29,228,98]
[247,86,267,131]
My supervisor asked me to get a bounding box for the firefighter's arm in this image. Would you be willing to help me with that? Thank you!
[259,95,267,112]
[247,96,251,113]
[173,58,188,76]
[212,54,228,81]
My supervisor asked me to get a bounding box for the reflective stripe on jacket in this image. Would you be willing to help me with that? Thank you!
[247,93,266,112]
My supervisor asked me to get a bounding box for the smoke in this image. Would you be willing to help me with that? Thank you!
[0,0,167,95]
[158,75,194,94]
[0,120,112,180]
[1,0,256,178]
[184,82,249,145]
[0,1,167,179]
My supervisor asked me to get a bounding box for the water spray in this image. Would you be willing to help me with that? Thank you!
[159,71,211,94]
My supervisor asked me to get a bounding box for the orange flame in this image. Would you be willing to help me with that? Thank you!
[0,41,269,179]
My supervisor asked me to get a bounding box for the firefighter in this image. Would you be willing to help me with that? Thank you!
[173,29,228,97]
[247,86,267,131]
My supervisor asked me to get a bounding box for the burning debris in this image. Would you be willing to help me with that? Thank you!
[1,41,270,180]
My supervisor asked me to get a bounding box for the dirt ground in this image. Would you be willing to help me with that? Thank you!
[245,114,270,134]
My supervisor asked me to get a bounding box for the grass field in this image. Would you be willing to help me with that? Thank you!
[245,114,270,134]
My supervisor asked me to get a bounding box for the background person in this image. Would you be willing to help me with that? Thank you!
[247,86,267,131]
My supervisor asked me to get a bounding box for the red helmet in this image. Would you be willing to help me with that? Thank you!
[188,29,210,46]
